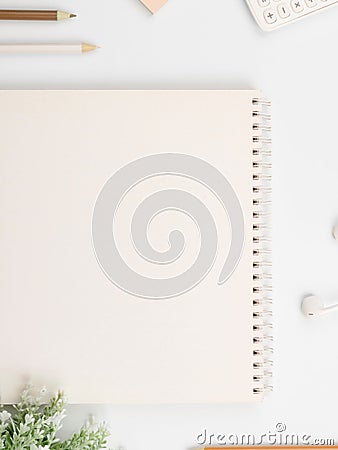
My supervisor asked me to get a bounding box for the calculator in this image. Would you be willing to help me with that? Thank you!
[246,0,338,31]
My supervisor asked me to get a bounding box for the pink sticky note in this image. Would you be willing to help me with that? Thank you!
[139,0,168,13]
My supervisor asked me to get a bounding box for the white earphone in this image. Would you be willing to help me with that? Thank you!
[301,225,338,318]
[302,295,338,318]
[333,224,338,241]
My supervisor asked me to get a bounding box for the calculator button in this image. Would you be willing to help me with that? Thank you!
[258,0,270,6]
[263,8,278,23]
[305,0,317,6]
[278,3,291,17]
[291,0,305,12]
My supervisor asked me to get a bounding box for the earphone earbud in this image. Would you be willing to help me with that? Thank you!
[302,295,338,318]
[333,224,338,241]
[303,227,338,318]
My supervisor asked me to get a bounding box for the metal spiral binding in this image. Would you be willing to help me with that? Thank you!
[252,97,273,396]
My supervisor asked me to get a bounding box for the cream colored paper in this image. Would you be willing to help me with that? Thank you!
[0,90,260,404]
[139,0,168,13]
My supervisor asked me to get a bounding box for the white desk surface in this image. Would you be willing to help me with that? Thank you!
[1,1,338,449]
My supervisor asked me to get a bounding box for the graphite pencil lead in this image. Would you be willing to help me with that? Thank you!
[57,11,76,21]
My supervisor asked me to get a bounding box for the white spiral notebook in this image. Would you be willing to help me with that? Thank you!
[0,90,272,404]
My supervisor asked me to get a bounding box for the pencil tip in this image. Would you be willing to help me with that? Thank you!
[57,11,77,20]
[81,43,99,53]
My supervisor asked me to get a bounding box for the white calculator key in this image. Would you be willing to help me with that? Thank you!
[305,0,317,6]
[263,8,278,22]
[278,3,291,17]
[291,0,305,12]
[246,0,338,30]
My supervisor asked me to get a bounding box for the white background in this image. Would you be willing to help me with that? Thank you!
[1,1,338,449]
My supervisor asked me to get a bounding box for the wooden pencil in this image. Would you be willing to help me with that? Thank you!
[0,10,76,21]
[0,44,98,54]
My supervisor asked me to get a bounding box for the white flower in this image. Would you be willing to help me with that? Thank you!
[19,422,30,433]
[25,413,34,424]
[30,445,50,450]
[0,411,11,422]
[51,410,66,427]
[85,414,98,429]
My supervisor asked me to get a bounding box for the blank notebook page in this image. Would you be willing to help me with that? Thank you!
[0,90,270,404]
